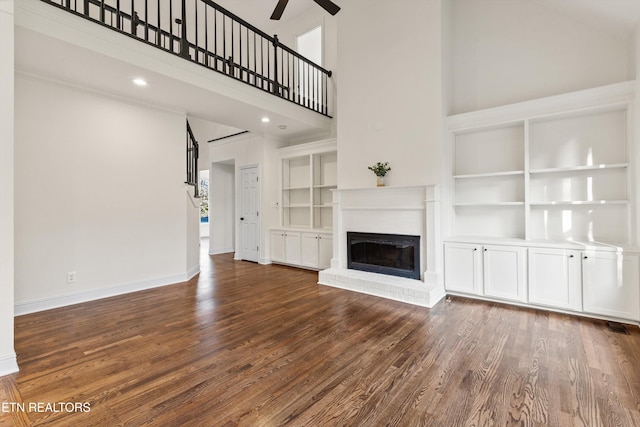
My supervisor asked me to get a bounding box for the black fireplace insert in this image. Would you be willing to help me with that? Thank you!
[347,232,421,280]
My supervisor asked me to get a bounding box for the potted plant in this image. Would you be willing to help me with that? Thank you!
[368,162,391,187]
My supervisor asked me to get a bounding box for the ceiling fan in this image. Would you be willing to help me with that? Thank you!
[270,0,341,20]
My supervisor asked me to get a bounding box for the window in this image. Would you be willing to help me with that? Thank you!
[296,25,322,66]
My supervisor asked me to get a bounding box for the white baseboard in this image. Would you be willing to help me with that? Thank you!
[209,247,234,255]
[186,265,200,280]
[0,353,18,377]
[14,272,192,316]
[259,257,271,265]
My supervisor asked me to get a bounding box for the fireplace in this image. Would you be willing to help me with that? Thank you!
[347,232,421,280]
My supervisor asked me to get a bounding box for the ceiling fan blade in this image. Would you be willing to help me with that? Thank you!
[313,0,340,15]
[270,0,290,20]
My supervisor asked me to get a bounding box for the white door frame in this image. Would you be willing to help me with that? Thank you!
[238,164,261,262]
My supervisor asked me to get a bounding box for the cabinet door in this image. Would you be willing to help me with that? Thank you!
[318,234,333,270]
[483,245,527,302]
[583,252,640,321]
[444,243,482,295]
[270,231,285,263]
[284,232,301,265]
[301,233,319,268]
[528,248,581,311]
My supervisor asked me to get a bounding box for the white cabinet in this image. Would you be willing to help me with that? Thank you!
[271,230,285,263]
[301,232,333,270]
[272,230,332,270]
[528,248,582,311]
[270,230,301,265]
[444,243,526,302]
[582,252,640,321]
[444,242,482,295]
[483,245,527,302]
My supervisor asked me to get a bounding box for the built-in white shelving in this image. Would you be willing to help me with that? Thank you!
[454,170,525,179]
[278,140,337,230]
[529,163,627,174]
[272,140,337,271]
[448,85,633,244]
[444,82,640,323]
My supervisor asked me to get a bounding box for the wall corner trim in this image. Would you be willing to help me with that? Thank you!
[0,353,19,377]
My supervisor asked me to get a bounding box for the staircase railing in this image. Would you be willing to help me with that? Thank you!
[41,0,333,116]
[185,120,199,198]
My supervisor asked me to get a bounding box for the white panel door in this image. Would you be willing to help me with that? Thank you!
[240,166,260,262]
[444,242,482,295]
[483,245,527,302]
[583,252,640,321]
[528,248,581,311]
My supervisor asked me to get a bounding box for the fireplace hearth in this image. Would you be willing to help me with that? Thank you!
[347,232,421,280]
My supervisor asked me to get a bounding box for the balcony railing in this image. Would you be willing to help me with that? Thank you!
[41,0,333,116]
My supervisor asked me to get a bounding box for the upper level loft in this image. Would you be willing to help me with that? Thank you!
[14,0,334,141]
[40,0,333,117]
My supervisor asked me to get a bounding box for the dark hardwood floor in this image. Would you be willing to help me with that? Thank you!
[2,246,640,426]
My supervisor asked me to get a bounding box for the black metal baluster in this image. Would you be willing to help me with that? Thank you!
[100,0,105,22]
[156,0,160,46]
[239,24,243,81]
[231,20,235,78]
[195,0,199,63]
[246,27,249,82]
[261,38,265,89]
[204,5,209,67]
[179,0,188,58]
[116,0,120,29]
[144,0,148,41]
[272,35,279,95]
[213,9,218,70]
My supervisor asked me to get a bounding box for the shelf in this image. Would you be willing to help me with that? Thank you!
[530,200,628,206]
[529,163,628,174]
[283,186,310,191]
[454,202,525,207]
[281,146,337,231]
[454,170,524,179]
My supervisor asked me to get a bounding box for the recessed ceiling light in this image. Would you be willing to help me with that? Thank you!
[133,78,147,86]
[261,117,270,123]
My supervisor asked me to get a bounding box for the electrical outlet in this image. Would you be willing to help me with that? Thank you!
[67,271,76,284]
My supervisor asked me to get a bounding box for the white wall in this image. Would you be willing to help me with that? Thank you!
[209,162,235,254]
[337,0,443,188]
[14,73,198,312]
[452,0,630,114]
[0,0,18,376]
[208,133,283,263]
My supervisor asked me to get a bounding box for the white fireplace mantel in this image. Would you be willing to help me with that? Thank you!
[318,185,445,307]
